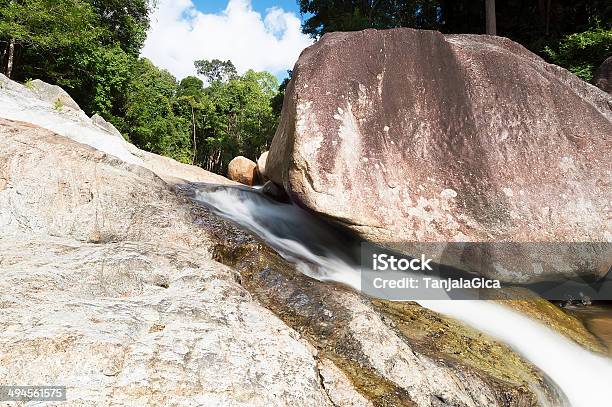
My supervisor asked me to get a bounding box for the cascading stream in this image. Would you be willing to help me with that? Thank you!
[194,184,612,407]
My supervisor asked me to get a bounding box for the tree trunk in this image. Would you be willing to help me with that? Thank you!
[191,105,197,165]
[545,0,551,36]
[485,0,497,36]
[0,43,6,74]
[6,38,15,78]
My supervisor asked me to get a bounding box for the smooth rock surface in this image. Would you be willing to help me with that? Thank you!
[91,113,124,139]
[29,78,84,113]
[0,119,209,245]
[257,151,269,182]
[1,73,141,165]
[267,29,612,250]
[228,156,258,186]
[0,120,335,406]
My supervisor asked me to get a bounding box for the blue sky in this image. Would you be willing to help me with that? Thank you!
[141,0,312,82]
[193,0,301,15]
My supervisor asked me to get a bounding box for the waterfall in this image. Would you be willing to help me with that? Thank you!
[195,185,612,407]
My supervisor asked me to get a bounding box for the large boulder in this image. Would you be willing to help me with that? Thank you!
[594,55,612,94]
[256,151,269,182]
[267,29,612,277]
[29,78,84,113]
[228,156,257,185]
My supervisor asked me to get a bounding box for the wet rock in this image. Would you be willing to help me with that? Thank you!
[267,28,611,281]
[228,156,258,186]
[318,358,374,407]
[594,56,612,94]
[211,234,568,407]
[566,304,612,356]
[261,180,291,203]
[484,289,605,354]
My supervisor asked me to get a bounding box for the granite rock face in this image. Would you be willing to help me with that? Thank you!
[0,239,332,406]
[0,120,333,406]
[266,28,611,281]
[0,78,332,407]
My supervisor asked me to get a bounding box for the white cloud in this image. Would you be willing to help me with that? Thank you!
[141,0,313,80]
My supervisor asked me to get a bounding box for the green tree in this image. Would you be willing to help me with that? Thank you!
[196,69,279,173]
[298,0,611,83]
[0,0,151,124]
[86,0,149,56]
[176,59,282,173]
[123,58,192,163]
[195,59,238,83]
[298,0,611,51]
[72,43,134,119]
[545,26,612,81]
[0,0,102,78]
[177,75,205,98]
[298,0,450,38]
[175,76,215,165]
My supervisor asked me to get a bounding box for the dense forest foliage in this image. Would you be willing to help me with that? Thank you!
[122,58,279,172]
[0,0,609,175]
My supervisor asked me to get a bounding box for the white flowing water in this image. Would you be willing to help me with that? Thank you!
[195,186,612,407]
